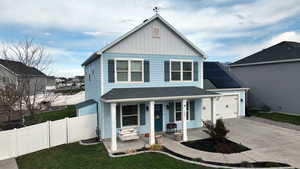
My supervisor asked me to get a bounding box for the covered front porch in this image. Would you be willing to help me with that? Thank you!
[103,128,210,153]
[101,86,220,152]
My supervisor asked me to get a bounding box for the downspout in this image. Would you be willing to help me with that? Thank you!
[96,101,101,141]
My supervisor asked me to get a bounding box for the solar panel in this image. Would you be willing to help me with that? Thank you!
[204,62,241,89]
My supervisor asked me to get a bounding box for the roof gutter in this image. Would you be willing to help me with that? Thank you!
[101,94,222,103]
[230,58,300,67]
[207,88,250,92]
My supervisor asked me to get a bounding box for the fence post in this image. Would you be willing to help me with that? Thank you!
[48,121,51,148]
[14,128,18,157]
[65,117,69,144]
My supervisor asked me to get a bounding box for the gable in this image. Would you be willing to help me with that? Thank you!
[106,19,199,56]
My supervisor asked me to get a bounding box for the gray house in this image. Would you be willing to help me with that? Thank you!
[230,41,300,114]
[0,59,48,93]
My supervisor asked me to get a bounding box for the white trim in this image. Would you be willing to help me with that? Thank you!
[111,103,117,152]
[114,58,144,83]
[100,55,104,95]
[149,101,155,145]
[169,59,193,82]
[207,88,250,92]
[230,58,300,67]
[102,94,221,103]
[120,103,140,128]
[0,63,18,76]
[200,61,203,88]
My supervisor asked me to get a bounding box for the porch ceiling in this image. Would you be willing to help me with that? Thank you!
[101,86,220,103]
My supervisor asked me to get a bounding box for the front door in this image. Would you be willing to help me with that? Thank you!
[154,104,163,132]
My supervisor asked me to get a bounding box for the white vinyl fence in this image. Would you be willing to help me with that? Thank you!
[0,114,97,160]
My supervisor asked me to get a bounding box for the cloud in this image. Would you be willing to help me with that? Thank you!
[83,31,118,37]
[215,31,300,61]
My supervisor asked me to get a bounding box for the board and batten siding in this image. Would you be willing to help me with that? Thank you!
[106,19,199,56]
[102,53,203,94]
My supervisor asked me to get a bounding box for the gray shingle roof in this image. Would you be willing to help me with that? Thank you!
[231,41,300,66]
[101,86,219,102]
[0,59,46,76]
[75,99,97,109]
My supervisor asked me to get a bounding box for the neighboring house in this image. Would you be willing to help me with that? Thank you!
[79,14,248,152]
[0,59,47,93]
[230,41,300,114]
[46,76,56,90]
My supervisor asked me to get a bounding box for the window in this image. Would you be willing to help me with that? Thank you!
[171,61,181,81]
[170,60,193,81]
[174,101,191,122]
[121,104,139,127]
[131,61,143,81]
[183,62,192,81]
[116,59,143,82]
[116,60,129,81]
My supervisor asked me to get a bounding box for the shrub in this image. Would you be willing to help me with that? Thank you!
[150,144,163,151]
[203,119,229,143]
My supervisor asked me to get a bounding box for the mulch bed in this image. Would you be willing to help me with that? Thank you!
[182,138,250,154]
[81,137,99,144]
[163,147,289,168]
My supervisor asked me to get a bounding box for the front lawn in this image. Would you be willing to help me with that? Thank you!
[17,143,214,169]
[250,111,300,126]
[25,106,76,126]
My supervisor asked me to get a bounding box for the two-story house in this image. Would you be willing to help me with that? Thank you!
[79,14,248,152]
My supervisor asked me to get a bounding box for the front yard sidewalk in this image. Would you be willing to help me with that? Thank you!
[0,158,18,169]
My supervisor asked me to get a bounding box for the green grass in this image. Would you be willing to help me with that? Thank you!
[17,143,214,169]
[54,88,84,95]
[25,106,76,125]
[250,111,300,126]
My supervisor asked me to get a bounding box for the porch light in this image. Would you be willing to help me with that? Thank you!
[146,106,149,111]
[166,105,169,110]
[240,98,244,102]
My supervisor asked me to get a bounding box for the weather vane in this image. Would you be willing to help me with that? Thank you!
[153,6,160,14]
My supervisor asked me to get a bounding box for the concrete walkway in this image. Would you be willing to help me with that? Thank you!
[0,158,18,169]
[248,116,300,131]
[162,118,300,168]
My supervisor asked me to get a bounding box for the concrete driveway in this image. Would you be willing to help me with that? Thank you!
[225,118,300,168]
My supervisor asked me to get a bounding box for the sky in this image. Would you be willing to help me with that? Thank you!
[0,0,300,77]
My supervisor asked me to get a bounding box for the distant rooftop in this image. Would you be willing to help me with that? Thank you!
[0,59,46,76]
[231,41,300,66]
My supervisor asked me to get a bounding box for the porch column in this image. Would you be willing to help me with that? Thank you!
[211,97,217,124]
[111,103,117,152]
[182,99,188,141]
[149,101,155,145]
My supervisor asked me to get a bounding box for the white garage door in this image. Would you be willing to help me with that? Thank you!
[201,95,239,121]
[215,95,239,119]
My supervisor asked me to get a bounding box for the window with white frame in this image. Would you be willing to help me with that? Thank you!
[174,101,190,122]
[116,59,143,82]
[171,60,193,81]
[121,104,139,127]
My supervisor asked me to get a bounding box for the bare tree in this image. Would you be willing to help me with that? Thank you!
[0,84,21,122]
[1,38,52,119]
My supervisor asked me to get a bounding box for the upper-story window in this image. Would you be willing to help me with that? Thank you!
[170,60,193,81]
[116,59,143,82]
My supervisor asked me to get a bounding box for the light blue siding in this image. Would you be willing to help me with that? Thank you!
[85,57,101,101]
[77,103,97,116]
[102,53,203,94]
[101,99,203,139]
